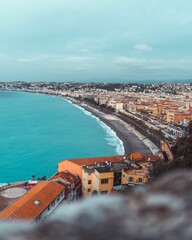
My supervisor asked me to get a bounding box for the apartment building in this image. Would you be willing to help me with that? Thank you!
[58,155,124,179]
[82,164,116,196]
[107,100,124,111]
[58,154,152,196]
[166,111,187,125]
[121,161,149,185]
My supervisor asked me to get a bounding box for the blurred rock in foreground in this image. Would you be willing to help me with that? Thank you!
[1,170,192,240]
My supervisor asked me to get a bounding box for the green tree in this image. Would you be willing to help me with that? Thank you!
[151,121,192,178]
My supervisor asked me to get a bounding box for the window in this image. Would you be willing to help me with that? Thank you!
[88,189,91,192]
[138,178,143,183]
[128,177,134,182]
[51,200,55,207]
[48,205,50,211]
[123,174,126,179]
[101,191,108,194]
[88,180,92,184]
[101,179,108,184]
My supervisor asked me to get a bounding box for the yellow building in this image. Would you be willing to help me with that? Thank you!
[82,165,95,196]
[166,111,184,125]
[166,112,174,123]
[121,170,148,185]
[82,165,114,196]
[58,155,124,196]
[58,154,152,196]
[82,160,150,196]
[121,161,150,185]
[94,168,114,195]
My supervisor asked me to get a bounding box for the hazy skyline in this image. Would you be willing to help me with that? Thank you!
[0,0,192,82]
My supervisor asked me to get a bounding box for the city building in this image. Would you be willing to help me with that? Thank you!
[0,181,65,223]
[121,161,150,185]
[49,171,82,201]
[82,164,117,196]
[58,154,152,196]
[1,81,192,144]
[58,155,124,179]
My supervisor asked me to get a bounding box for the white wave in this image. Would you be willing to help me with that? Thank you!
[66,101,125,155]
[0,183,8,187]
[62,98,72,104]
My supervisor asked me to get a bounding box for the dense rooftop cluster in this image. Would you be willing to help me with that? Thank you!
[0,81,192,93]
[0,152,158,223]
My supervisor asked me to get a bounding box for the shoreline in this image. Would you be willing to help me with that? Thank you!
[65,99,125,155]
[64,97,153,155]
[1,90,157,155]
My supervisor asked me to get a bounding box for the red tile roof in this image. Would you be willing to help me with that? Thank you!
[60,155,125,166]
[130,152,143,160]
[0,181,65,223]
[50,171,80,186]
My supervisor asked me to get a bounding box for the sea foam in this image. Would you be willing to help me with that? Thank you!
[0,183,7,187]
[63,99,125,155]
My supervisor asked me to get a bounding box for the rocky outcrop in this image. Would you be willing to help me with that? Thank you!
[0,170,191,240]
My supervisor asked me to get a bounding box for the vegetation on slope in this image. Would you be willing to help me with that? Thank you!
[152,122,192,177]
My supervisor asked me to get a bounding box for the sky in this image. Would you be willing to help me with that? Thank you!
[0,0,192,83]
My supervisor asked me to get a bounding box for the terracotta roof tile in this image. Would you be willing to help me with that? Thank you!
[0,181,65,222]
[130,152,143,160]
[50,171,79,185]
[60,155,125,166]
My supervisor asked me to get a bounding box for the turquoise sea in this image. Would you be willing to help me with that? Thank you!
[0,91,124,183]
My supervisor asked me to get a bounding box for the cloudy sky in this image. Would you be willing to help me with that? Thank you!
[0,0,192,82]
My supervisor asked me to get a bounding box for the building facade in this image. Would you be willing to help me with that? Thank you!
[0,181,65,223]
[58,154,153,196]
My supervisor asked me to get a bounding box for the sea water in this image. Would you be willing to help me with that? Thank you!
[0,91,124,183]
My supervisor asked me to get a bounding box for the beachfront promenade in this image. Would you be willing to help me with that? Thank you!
[69,98,159,155]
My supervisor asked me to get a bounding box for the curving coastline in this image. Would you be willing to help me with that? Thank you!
[64,99,125,155]
[63,97,152,155]
[1,90,153,155]
[23,91,152,155]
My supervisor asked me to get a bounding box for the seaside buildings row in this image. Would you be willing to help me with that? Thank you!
[0,152,158,223]
[81,91,192,140]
